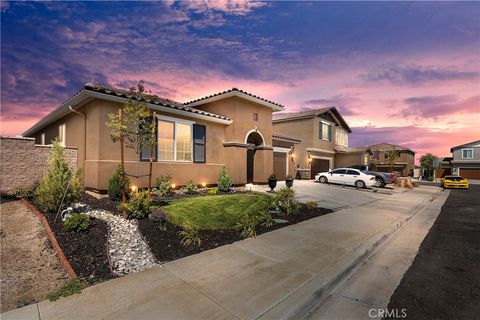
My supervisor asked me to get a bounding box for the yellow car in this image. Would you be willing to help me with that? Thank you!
[440,175,469,189]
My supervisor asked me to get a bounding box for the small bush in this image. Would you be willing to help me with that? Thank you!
[35,140,83,213]
[217,167,232,192]
[235,212,259,238]
[180,180,198,194]
[11,184,37,199]
[271,187,299,215]
[122,190,152,219]
[178,220,201,247]
[259,210,274,228]
[207,188,217,196]
[63,213,91,233]
[16,296,30,308]
[155,174,173,197]
[47,278,86,301]
[108,165,129,201]
[306,201,319,210]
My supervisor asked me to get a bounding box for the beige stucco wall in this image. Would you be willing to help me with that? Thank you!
[335,153,368,168]
[0,137,77,194]
[27,95,277,190]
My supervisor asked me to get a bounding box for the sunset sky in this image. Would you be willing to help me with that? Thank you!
[1,1,479,159]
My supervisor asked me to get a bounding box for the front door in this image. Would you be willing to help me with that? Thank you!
[247,148,256,183]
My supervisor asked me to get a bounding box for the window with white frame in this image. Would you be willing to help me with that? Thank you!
[335,128,348,147]
[157,117,193,162]
[319,121,332,142]
[58,124,66,146]
[462,149,473,159]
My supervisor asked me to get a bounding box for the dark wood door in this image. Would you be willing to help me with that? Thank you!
[311,159,330,179]
[247,148,255,183]
[273,152,287,180]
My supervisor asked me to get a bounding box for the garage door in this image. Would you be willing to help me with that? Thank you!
[460,168,480,179]
[311,159,330,179]
[273,152,287,180]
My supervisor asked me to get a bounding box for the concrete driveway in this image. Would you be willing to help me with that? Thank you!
[252,180,389,210]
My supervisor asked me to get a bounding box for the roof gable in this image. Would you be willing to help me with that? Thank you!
[272,107,352,133]
[451,140,480,152]
[185,88,285,111]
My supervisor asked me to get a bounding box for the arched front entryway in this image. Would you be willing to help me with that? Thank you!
[246,131,264,183]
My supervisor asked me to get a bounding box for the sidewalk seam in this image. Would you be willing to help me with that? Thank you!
[36,303,41,320]
[162,265,242,320]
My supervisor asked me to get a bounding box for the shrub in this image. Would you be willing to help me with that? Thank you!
[235,212,259,238]
[180,180,198,194]
[217,167,232,192]
[122,190,152,219]
[207,188,217,196]
[306,201,319,210]
[268,174,277,180]
[63,213,91,232]
[11,184,37,199]
[16,296,30,308]
[47,278,86,301]
[35,140,83,213]
[178,220,201,247]
[271,187,299,215]
[155,174,173,197]
[259,210,274,228]
[108,165,129,201]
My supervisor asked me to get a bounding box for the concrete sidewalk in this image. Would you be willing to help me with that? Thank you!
[2,186,443,320]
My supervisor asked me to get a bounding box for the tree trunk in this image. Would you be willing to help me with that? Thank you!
[148,111,156,197]
[119,109,127,216]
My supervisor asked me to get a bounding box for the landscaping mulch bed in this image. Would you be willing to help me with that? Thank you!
[35,203,114,284]
[139,204,333,263]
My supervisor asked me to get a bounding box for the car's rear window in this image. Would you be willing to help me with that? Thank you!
[445,176,464,181]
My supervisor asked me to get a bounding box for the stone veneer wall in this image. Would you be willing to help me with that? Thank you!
[0,137,77,194]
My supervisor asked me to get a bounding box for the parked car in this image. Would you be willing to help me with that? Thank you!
[315,168,377,188]
[440,175,469,189]
[349,165,395,188]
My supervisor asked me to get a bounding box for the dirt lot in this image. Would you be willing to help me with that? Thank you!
[0,199,68,312]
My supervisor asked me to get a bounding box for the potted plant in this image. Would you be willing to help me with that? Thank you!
[268,174,277,192]
[285,174,294,189]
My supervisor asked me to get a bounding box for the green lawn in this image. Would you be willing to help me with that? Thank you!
[162,193,272,229]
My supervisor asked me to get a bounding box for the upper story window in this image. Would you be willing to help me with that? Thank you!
[462,149,473,159]
[253,113,258,121]
[58,124,66,147]
[335,128,348,147]
[319,121,332,142]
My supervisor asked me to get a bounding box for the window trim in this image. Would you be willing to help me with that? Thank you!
[319,120,332,142]
[156,115,194,163]
[58,123,66,147]
[335,128,348,147]
[193,124,206,164]
[461,148,474,159]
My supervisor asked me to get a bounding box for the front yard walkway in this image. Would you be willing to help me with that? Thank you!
[0,200,67,312]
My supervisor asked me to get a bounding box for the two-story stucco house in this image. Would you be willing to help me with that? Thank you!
[272,108,372,179]
[23,84,301,191]
[441,140,480,179]
[368,143,416,177]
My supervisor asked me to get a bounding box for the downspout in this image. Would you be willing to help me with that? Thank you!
[69,106,86,182]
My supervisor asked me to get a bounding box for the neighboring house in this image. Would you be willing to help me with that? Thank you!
[23,84,298,191]
[439,140,480,179]
[368,143,416,177]
[272,108,372,179]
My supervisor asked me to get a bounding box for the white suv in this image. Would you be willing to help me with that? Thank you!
[315,168,376,188]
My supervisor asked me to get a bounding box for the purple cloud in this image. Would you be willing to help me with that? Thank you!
[363,64,479,85]
[398,94,480,119]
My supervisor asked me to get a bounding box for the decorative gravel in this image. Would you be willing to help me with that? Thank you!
[81,208,157,276]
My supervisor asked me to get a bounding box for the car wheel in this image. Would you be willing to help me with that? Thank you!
[355,180,366,189]
[319,176,328,184]
[375,178,385,188]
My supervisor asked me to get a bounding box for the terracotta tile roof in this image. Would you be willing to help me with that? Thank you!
[184,88,285,109]
[85,83,231,121]
[272,108,330,121]
[272,133,302,143]
[368,143,415,154]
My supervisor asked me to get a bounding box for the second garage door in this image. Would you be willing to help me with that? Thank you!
[273,152,287,180]
[311,159,330,179]
[460,168,480,180]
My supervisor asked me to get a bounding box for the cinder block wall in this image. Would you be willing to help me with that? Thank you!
[0,137,77,194]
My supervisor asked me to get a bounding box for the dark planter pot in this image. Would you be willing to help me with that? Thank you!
[285,178,294,189]
[268,179,277,191]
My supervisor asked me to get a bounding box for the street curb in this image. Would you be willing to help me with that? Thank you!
[21,199,77,278]
[257,190,442,320]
